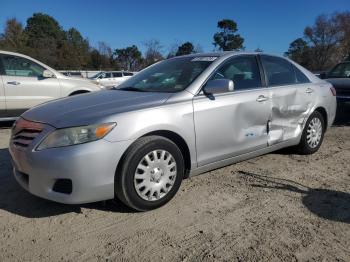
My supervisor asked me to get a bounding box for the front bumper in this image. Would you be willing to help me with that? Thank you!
[9,128,133,204]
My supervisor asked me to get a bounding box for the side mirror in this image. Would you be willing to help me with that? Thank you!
[203,79,234,95]
[42,70,55,78]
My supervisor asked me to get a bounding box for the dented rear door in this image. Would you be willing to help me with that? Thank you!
[260,55,314,145]
[267,84,313,144]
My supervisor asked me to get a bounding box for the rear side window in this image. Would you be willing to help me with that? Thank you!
[293,66,310,83]
[123,72,133,76]
[261,55,297,86]
[104,72,112,78]
[0,56,5,75]
[113,72,123,77]
[211,55,262,91]
[1,55,45,77]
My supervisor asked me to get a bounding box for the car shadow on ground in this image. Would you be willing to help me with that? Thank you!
[237,171,350,224]
[0,148,133,218]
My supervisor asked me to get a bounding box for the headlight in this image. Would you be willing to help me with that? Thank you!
[37,123,116,150]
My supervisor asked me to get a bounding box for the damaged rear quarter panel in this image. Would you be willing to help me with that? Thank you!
[267,83,322,146]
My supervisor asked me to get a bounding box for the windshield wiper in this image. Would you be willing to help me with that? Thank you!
[117,86,146,92]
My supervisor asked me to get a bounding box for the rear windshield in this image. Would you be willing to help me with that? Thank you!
[117,56,217,93]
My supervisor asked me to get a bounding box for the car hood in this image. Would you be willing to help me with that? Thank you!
[22,90,172,128]
[325,78,350,89]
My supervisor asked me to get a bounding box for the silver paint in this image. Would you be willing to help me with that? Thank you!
[9,52,337,204]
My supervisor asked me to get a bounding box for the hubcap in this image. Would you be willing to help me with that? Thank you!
[134,150,177,201]
[306,117,322,148]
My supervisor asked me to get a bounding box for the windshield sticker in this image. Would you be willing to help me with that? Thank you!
[191,57,218,62]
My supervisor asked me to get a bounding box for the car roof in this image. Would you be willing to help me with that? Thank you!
[170,51,288,60]
[0,50,37,60]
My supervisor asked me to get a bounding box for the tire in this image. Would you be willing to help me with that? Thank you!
[115,136,185,211]
[296,111,325,155]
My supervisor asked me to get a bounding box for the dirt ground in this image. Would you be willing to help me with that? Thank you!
[0,105,349,262]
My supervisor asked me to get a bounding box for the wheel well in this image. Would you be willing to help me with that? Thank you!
[115,130,192,183]
[69,90,90,96]
[315,107,328,131]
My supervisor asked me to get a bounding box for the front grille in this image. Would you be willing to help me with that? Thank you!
[13,129,42,147]
[12,118,44,148]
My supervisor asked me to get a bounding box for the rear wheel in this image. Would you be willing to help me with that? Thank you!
[296,111,325,155]
[115,136,184,211]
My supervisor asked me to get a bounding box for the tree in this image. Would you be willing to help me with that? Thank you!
[114,45,142,71]
[175,42,194,56]
[285,38,312,68]
[89,49,104,70]
[24,13,65,67]
[143,39,164,66]
[303,14,341,70]
[213,19,244,51]
[166,41,181,58]
[286,12,350,71]
[333,11,350,61]
[0,18,27,52]
[98,41,115,69]
[58,27,90,69]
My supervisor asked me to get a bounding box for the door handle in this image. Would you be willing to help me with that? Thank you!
[306,88,314,93]
[7,81,21,85]
[256,95,268,102]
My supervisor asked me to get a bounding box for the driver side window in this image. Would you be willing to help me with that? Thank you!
[211,56,262,91]
[1,55,45,77]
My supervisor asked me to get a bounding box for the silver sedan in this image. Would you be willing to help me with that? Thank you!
[9,52,337,211]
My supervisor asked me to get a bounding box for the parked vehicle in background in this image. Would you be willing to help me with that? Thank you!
[89,71,135,88]
[9,52,336,211]
[0,50,103,120]
[61,71,84,78]
[320,61,350,103]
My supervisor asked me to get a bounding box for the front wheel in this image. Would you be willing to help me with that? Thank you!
[296,111,325,155]
[115,136,184,211]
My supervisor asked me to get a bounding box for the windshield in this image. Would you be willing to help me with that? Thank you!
[89,72,103,79]
[328,63,350,78]
[117,56,217,93]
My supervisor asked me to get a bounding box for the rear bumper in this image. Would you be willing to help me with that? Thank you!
[9,138,133,204]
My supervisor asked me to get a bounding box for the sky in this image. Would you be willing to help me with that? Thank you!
[0,0,349,55]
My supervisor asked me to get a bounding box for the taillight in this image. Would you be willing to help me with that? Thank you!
[330,86,336,96]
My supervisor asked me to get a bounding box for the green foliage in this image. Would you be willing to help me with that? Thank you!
[213,19,244,51]
[114,45,142,71]
[25,13,64,44]
[0,18,27,52]
[175,42,194,56]
[285,38,312,68]
[0,13,119,70]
